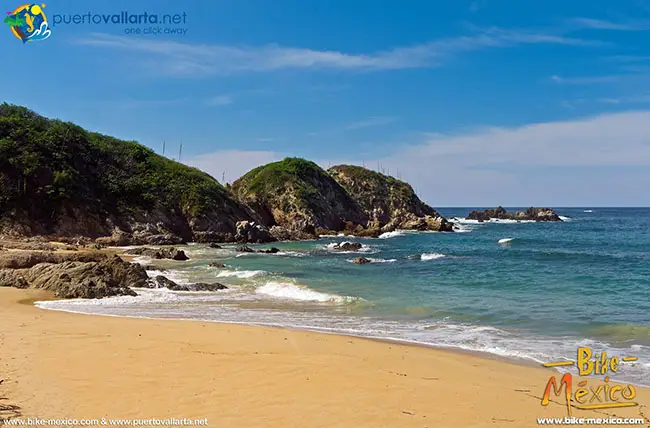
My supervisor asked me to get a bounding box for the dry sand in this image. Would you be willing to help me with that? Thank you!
[0,287,648,427]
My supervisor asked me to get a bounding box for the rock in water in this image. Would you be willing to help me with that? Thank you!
[467,207,562,222]
[147,275,227,292]
[128,247,189,260]
[208,262,226,268]
[260,247,280,254]
[352,257,371,264]
[236,246,255,253]
[331,241,363,251]
[208,243,223,249]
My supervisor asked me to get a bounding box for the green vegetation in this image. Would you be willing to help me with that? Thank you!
[0,104,231,234]
[233,157,326,208]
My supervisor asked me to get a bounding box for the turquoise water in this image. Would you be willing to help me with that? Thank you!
[38,208,650,385]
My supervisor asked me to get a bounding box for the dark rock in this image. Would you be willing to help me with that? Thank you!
[208,243,222,249]
[236,246,255,253]
[467,207,562,222]
[208,262,226,268]
[128,247,189,261]
[234,221,274,244]
[331,241,363,251]
[147,275,178,290]
[185,282,228,291]
[260,247,280,254]
[146,275,227,292]
[352,257,372,264]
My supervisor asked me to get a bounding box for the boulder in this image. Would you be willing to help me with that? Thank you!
[146,275,227,292]
[236,246,255,253]
[331,241,363,251]
[208,262,226,268]
[23,256,142,298]
[0,269,29,288]
[235,221,274,244]
[208,243,223,249]
[352,257,371,264]
[259,247,280,254]
[128,247,189,261]
[147,275,178,289]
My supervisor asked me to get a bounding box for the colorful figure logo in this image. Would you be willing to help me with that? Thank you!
[4,3,51,43]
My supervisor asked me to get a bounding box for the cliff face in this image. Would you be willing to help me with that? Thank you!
[0,104,256,243]
[328,165,453,232]
[231,158,367,238]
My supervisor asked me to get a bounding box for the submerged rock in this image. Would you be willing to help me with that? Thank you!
[352,257,371,265]
[208,243,223,249]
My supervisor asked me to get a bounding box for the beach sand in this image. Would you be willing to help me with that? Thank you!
[0,287,648,427]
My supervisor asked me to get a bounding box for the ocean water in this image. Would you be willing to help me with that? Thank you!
[37,208,650,385]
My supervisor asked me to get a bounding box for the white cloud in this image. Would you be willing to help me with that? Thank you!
[75,30,606,77]
[570,17,650,31]
[206,95,233,106]
[187,111,650,206]
[551,74,621,84]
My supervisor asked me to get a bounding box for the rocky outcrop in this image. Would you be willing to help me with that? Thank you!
[234,220,274,243]
[235,246,280,254]
[127,247,189,260]
[329,241,363,251]
[467,207,562,222]
[12,255,146,298]
[352,257,371,264]
[0,251,109,269]
[231,158,367,239]
[327,165,453,233]
[147,275,228,292]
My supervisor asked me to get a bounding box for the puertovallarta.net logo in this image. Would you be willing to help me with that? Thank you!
[4,3,51,43]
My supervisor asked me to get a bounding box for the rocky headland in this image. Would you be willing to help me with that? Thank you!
[0,105,452,245]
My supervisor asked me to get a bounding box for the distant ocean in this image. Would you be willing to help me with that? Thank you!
[37,208,650,385]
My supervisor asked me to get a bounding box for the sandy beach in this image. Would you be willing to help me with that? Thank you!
[0,288,647,427]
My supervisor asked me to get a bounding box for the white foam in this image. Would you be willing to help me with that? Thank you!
[451,217,535,224]
[255,281,354,303]
[319,233,349,238]
[584,210,594,213]
[559,216,571,221]
[275,251,307,257]
[378,231,406,239]
[498,238,516,244]
[217,270,267,279]
[421,253,446,261]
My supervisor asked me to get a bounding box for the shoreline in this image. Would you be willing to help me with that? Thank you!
[2,287,649,427]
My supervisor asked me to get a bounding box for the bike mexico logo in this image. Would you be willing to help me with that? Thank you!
[540,346,640,416]
[4,3,51,43]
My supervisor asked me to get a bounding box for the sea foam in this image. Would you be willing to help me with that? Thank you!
[421,253,446,261]
[255,281,355,303]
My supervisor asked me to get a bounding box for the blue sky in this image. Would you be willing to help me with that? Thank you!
[3,0,650,206]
